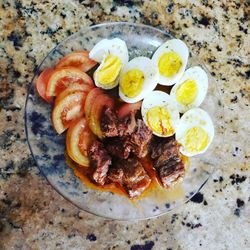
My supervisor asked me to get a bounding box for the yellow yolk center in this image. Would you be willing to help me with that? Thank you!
[146,106,174,136]
[184,126,209,154]
[176,79,198,105]
[158,51,182,78]
[97,54,122,85]
[120,69,145,98]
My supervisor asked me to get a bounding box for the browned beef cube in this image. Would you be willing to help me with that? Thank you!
[106,137,131,159]
[117,112,137,136]
[107,158,151,198]
[159,162,185,188]
[88,141,112,185]
[101,108,119,137]
[125,119,152,158]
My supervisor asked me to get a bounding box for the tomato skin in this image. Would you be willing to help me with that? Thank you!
[52,91,87,134]
[56,51,97,72]
[117,101,142,118]
[84,88,104,120]
[88,94,114,138]
[35,68,54,103]
[46,67,94,97]
[66,117,95,166]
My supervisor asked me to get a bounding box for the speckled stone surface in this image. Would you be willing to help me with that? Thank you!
[0,0,249,249]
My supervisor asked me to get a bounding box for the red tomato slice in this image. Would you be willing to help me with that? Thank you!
[117,101,142,118]
[35,68,54,103]
[52,91,87,134]
[46,67,94,97]
[88,94,114,138]
[84,88,104,120]
[56,51,97,72]
[66,118,95,166]
[54,83,94,106]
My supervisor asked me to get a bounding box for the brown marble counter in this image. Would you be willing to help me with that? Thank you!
[0,1,249,249]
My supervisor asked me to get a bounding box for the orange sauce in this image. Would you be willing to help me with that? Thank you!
[65,151,189,203]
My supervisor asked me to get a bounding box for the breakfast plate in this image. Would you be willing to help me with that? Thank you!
[25,22,223,220]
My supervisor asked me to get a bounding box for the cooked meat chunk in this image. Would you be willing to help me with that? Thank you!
[88,140,112,185]
[150,136,185,187]
[101,108,119,137]
[124,119,152,158]
[101,108,137,137]
[108,158,151,198]
[106,137,131,159]
[159,162,185,188]
[118,112,137,136]
[150,137,182,168]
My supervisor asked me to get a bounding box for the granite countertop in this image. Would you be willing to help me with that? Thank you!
[0,0,249,249]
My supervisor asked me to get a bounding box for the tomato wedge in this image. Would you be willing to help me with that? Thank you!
[84,88,104,120]
[88,94,114,138]
[52,91,87,134]
[117,101,142,118]
[66,118,95,166]
[56,51,97,72]
[35,68,54,103]
[46,67,94,97]
[55,82,94,106]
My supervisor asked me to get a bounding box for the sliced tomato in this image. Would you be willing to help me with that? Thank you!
[52,91,87,134]
[84,88,104,120]
[117,101,142,118]
[54,83,94,106]
[66,118,95,166]
[35,68,54,103]
[88,94,114,138]
[46,67,94,97]
[56,51,97,72]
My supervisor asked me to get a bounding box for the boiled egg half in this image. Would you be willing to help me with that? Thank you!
[141,91,180,137]
[170,66,208,113]
[89,38,129,89]
[119,57,158,103]
[176,108,214,157]
[152,39,189,86]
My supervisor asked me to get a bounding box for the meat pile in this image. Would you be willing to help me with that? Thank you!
[88,106,185,198]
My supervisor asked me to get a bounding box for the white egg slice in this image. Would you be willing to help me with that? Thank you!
[170,66,208,113]
[119,57,158,103]
[89,38,129,89]
[141,91,180,137]
[176,108,214,157]
[152,39,189,86]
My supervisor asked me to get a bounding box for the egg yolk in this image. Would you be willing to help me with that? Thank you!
[97,54,122,85]
[158,51,182,78]
[146,106,174,136]
[176,79,198,105]
[120,69,144,98]
[184,126,209,154]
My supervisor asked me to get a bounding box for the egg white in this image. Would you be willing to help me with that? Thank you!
[89,38,129,89]
[152,39,189,86]
[119,57,158,103]
[170,66,208,113]
[141,91,180,137]
[176,108,214,157]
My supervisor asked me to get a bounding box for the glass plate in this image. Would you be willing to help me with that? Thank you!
[25,22,223,220]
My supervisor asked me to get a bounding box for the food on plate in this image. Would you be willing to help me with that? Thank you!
[176,108,214,157]
[170,66,208,113]
[119,57,158,103]
[152,39,189,86]
[89,38,129,89]
[35,37,214,199]
[46,67,93,97]
[66,118,95,166]
[141,91,180,137]
[56,51,97,72]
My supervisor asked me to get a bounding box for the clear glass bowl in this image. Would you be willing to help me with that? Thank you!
[25,22,223,220]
